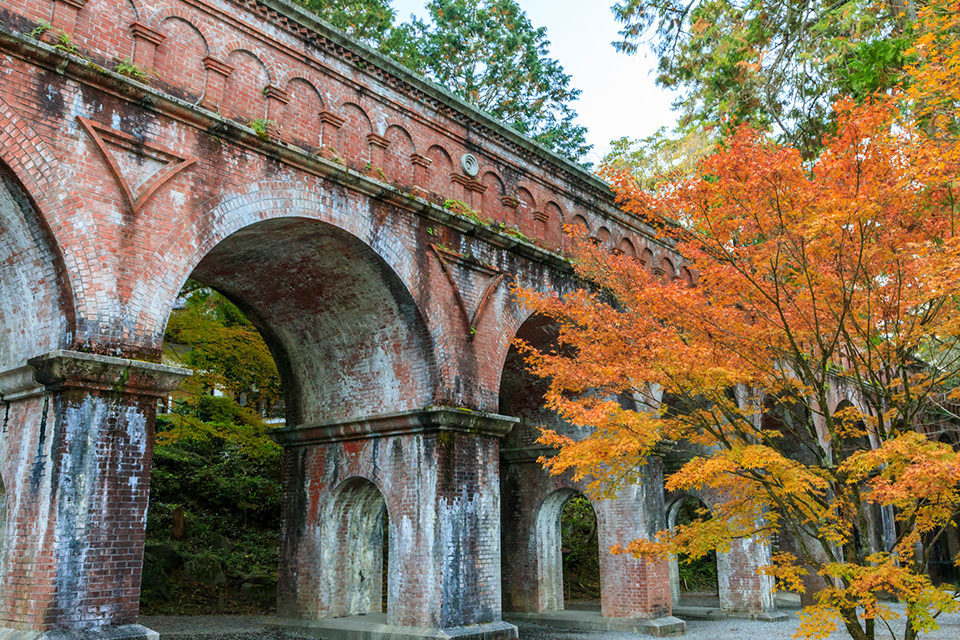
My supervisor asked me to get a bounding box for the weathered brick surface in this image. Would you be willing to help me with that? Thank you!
[0,0,691,634]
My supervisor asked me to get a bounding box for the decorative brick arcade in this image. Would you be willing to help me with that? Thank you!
[0,0,774,638]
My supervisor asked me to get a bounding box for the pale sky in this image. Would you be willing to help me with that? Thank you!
[389,0,680,166]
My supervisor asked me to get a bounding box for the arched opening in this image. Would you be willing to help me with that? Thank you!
[319,477,390,618]
[560,494,600,608]
[144,216,433,618]
[535,489,600,611]
[667,495,719,607]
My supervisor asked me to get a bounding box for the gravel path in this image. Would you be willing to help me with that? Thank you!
[142,606,960,639]
[516,604,960,639]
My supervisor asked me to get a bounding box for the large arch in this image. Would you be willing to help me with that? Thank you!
[163,215,437,425]
[0,160,73,370]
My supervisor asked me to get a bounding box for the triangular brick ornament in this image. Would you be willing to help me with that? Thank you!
[431,244,506,341]
[78,116,197,214]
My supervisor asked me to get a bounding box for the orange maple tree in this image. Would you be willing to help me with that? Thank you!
[515,88,960,640]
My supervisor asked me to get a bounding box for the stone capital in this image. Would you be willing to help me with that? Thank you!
[26,350,190,398]
[319,110,346,128]
[272,406,518,446]
[409,153,432,168]
[129,21,165,46]
[262,85,289,104]
[202,55,234,77]
[58,0,89,9]
[501,195,520,209]
[366,133,390,149]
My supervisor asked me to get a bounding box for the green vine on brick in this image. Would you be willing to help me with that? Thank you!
[53,30,79,56]
[28,20,51,39]
[114,58,150,83]
[248,119,274,140]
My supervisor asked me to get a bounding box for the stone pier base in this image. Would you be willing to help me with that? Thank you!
[270,616,518,640]
[503,611,686,637]
[0,625,160,640]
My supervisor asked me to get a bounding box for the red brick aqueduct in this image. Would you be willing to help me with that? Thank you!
[0,0,779,638]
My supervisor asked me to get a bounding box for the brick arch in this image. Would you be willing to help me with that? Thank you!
[74,0,137,61]
[133,183,449,418]
[282,77,324,150]
[153,15,209,99]
[480,171,504,222]
[0,99,81,366]
[383,124,415,185]
[223,48,272,121]
[425,144,453,195]
[339,102,373,166]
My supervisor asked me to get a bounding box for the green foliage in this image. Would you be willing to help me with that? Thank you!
[611,0,917,157]
[294,0,397,44]
[247,118,274,139]
[561,495,601,601]
[114,58,150,83]
[143,398,282,614]
[53,30,78,56]
[602,127,717,192]
[164,283,282,414]
[674,500,719,593]
[28,20,51,39]
[385,0,591,163]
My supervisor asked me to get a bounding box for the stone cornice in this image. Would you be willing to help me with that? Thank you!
[27,350,190,397]
[272,407,519,446]
[0,364,43,402]
[243,0,614,199]
[500,446,557,464]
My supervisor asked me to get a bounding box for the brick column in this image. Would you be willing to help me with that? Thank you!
[410,153,431,190]
[717,535,777,615]
[274,408,519,640]
[319,111,345,154]
[501,196,520,228]
[0,351,188,639]
[129,22,165,70]
[263,86,289,140]
[51,0,87,36]
[367,133,389,172]
[201,56,234,111]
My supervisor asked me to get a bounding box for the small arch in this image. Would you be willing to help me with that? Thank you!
[660,256,676,282]
[224,50,271,121]
[537,489,599,611]
[596,226,611,247]
[319,477,390,617]
[679,266,694,287]
[618,238,637,258]
[154,17,209,100]
[425,145,453,195]
[569,214,589,235]
[283,78,324,151]
[666,494,718,606]
[384,125,415,185]
[516,187,536,235]
[339,103,374,166]
[639,247,654,271]
[74,0,136,62]
[541,201,563,249]
[480,172,505,222]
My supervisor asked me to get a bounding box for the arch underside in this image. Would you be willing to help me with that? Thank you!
[187,217,436,425]
[0,163,69,372]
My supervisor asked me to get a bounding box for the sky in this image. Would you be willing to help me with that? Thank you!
[389,0,680,166]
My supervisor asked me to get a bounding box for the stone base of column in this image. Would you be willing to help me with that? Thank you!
[0,625,159,640]
[503,611,685,637]
[271,616,518,640]
[672,605,790,622]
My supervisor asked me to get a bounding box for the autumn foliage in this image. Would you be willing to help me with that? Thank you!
[515,92,960,640]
